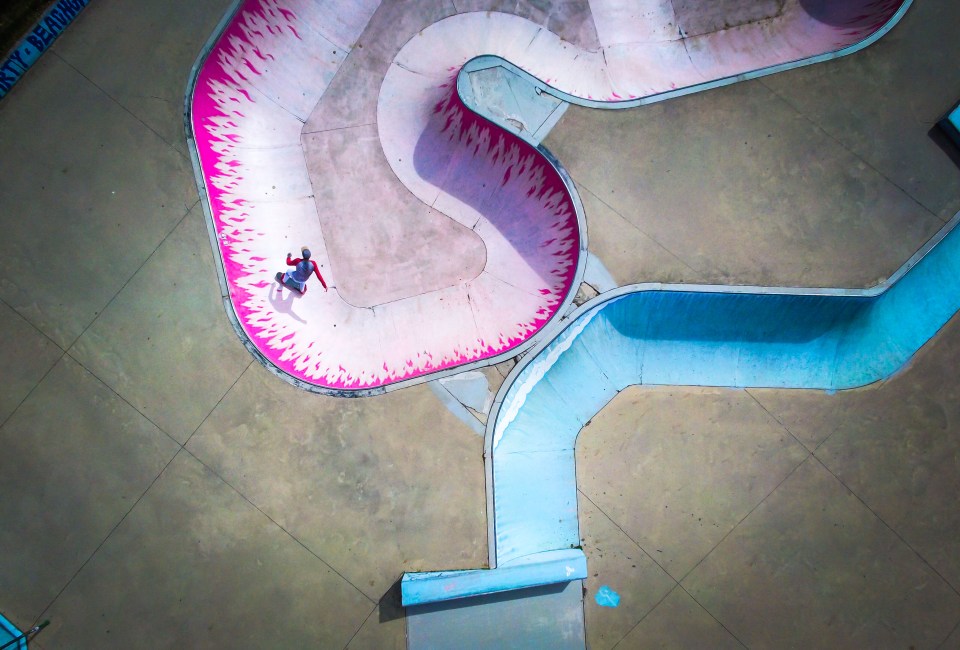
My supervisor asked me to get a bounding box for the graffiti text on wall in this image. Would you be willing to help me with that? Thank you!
[0,0,92,99]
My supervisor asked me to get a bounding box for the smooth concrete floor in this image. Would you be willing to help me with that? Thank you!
[0,0,959,648]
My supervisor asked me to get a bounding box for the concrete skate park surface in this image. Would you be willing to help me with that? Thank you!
[186,0,955,643]
[3,0,960,648]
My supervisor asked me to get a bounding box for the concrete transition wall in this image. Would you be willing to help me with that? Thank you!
[188,0,909,395]
[402,0,919,617]
[187,0,583,394]
[488,209,960,571]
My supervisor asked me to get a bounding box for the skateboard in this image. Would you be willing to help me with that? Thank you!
[275,272,306,294]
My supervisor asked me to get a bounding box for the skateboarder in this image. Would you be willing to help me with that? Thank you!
[276,247,328,294]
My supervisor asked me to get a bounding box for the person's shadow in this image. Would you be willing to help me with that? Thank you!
[268,282,307,324]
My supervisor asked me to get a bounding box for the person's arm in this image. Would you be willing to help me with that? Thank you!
[286,253,299,267]
[311,261,328,290]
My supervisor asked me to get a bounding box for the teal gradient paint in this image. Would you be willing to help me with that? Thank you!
[404,202,960,608]
[488,210,960,569]
[401,549,587,606]
[942,102,960,146]
[595,586,620,608]
[401,0,923,607]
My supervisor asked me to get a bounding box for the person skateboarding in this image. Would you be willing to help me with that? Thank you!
[276,247,328,294]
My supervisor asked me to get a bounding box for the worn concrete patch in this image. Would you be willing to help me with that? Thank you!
[683,459,960,647]
[0,300,61,425]
[0,53,197,348]
[69,205,251,443]
[41,452,374,648]
[0,357,178,624]
[187,363,487,601]
[577,385,808,579]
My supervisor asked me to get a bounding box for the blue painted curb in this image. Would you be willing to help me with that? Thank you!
[0,0,93,100]
[401,549,587,606]
[0,611,26,650]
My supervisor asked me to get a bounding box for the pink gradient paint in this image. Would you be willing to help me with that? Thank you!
[191,0,580,391]
[190,0,907,392]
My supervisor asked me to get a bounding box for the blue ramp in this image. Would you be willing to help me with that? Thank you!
[485,211,960,569]
[403,209,960,618]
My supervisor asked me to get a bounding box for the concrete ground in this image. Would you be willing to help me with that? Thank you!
[0,0,958,648]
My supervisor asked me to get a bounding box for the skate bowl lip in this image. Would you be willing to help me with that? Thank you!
[183,0,912,398]
[454,0,912,146]
[183,0,587,397]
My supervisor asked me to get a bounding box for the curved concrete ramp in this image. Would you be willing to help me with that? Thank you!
[389,0,914,620]
[406,194,960,649]
[187,0,919,645]
[188,0,583,394]
[188,0,909,394]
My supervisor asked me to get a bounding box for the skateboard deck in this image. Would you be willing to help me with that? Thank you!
[275,272,305,293]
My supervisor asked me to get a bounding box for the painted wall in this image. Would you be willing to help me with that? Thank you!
[489,210,960,567]
[0,0,92,99]
[189,0,912,394]
[188,0,583,393]
[401,0,917,607]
